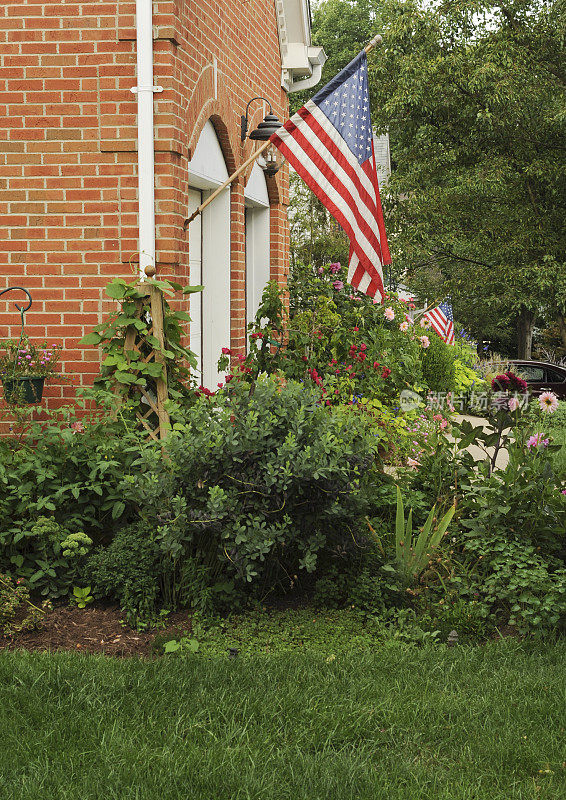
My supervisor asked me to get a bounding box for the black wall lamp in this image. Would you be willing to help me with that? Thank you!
[241,96,282,142]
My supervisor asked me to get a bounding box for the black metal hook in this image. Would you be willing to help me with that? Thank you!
[0,286,32,314]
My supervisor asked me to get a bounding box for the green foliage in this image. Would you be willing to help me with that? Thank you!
[72,586,94,609]
[369,0,565,353]
[0,408,141,553]
[0,515,92,600]
[466,538,566,634]
[393,486,456,585]
[126,376,384,598]
[85,523,164,627]
[79,276,202,422]
[420,332,456,392]
[240,265,426,410]
[0,573,50,637]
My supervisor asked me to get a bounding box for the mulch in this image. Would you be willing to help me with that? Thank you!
[0,604,192,658]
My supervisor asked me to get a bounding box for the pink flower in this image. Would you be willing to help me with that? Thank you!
[539,391,559,414]
[70,421,85,434]
[317,266,324,275]
[419,335,430,348]
[440,420,448,430]
[221,347,231,355]
[333,280,344,291]
[329,262,341,274]
[420,318,431,329]
[399,321,409,332]
[507,396,520,412]
[384,307,395,321]
[407,457,421,469]
[527,433,549,450]
[561,489,566,496]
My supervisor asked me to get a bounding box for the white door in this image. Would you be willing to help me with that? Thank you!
[244,163,270,331]
[187,188,203,383]
[187,121,231,389]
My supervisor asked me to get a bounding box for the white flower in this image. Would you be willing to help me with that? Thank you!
[384,307,395,321]
[539,391,559,414]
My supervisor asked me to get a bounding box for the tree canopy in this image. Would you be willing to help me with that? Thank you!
[295,0,565,357]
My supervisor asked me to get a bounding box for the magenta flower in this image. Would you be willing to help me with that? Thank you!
[333,280,344,291]
[329,262,341,274]
[527,433,549,450]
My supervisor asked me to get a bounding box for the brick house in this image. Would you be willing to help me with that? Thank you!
[0,0,326,401]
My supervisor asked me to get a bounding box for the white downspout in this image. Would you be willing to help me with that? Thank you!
[132,0,162,278]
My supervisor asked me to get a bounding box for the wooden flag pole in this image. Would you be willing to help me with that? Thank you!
[183,34,383,229]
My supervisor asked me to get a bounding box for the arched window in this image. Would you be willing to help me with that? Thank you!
[187,121,231,389]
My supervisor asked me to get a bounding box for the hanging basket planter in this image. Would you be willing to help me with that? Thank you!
[1,375,45,404]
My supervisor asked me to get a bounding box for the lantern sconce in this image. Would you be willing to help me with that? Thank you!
[241,97,285,177]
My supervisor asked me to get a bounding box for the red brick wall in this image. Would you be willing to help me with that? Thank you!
[0,0,290,413]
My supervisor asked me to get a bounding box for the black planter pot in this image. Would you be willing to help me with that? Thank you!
[2,376,45,404]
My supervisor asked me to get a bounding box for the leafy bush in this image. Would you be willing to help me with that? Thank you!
[225,268,426,408]
[0,515,92,599]
[85,523,163,626]
[420,331,456,392]
[125,376,384,601]
[0,408,141,548]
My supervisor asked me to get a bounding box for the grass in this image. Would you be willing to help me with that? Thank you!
[1,639,565,799]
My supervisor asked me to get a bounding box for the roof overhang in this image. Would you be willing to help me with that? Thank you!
[275,0,327,93]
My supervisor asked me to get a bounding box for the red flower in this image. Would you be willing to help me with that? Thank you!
[221,347,231,355]
[373,361,380,369]
[381,367,391,379]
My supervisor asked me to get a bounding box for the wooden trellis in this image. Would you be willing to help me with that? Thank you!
[122,265,170,441]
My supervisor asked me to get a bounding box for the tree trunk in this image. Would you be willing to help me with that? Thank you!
[516,306,535,359]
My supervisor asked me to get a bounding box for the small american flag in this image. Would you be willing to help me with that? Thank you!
[423,301,455,345]
[270,51,390,302]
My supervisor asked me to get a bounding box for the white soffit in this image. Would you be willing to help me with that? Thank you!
[244,163,269,208]
[276,0,327,91]
[187,120,228,189]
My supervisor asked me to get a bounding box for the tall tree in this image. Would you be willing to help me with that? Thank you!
[301,0,565,357]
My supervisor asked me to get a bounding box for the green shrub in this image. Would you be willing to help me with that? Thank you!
[223,269,426,408]
[0,515,92,599]
[0,408,140,544]
[479,543,566,634]
[85,523,163,626]
[420,332,456,392]
[126,376,384,602]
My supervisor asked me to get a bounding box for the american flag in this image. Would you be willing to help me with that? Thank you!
[423,301,455,345]
[270,51,390,302]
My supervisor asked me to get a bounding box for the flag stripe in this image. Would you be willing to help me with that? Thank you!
[274,134,384,287]
[282,122,385,264]
[273,114,384,266]
[298,108,383,236]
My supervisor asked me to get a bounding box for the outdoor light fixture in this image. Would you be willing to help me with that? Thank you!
[241,96,283,141]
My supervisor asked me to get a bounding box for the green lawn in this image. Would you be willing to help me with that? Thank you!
[1,641,565,799]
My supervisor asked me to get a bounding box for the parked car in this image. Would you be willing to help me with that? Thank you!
[510,360,566,399]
